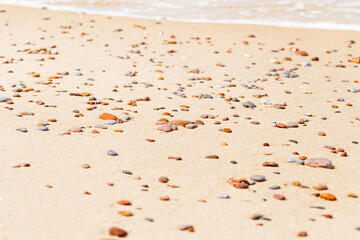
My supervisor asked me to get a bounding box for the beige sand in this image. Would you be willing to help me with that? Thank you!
[0,4,359,240]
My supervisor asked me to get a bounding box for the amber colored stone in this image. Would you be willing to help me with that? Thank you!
[320,193,336,201]
[276,123,287,128]
[318,132,326,136]
[347,193,358,198]
[117,200,131,205]
[160,195,170,201]
[100,113,118,120]
[223,128,232,133]
[118,211,133,217]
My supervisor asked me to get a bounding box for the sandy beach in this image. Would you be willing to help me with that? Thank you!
[0,4,359,240]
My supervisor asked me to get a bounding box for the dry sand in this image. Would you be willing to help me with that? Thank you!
[0,4,359,240]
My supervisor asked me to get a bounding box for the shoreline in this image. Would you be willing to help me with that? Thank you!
[1,2,360,32]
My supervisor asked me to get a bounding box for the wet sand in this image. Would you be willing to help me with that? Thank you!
[0,4,359,240]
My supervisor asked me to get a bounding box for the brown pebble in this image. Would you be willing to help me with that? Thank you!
[262,161,278,167]
[109,227,127,237]
[206,155,219,159]
[223,128,232,133]
[82,164,91,169]
[159,176,169,183]
[179,225,195,232]
[318,132,326,136]
[298,231,308,237]
[235,182,249,189]
[117,200,131,205]
[348,193,358,198]
[322,214,333,219]
[160,195,170,201]
[273,194,286,200]
[312,183,328,191]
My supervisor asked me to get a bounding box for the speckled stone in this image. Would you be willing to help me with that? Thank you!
[305,158,334,169]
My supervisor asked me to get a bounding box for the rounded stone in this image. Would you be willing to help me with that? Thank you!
[107,150,118,156]
[251,175,266,182]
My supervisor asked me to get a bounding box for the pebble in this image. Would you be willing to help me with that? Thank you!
[206,155,219,159]
[104,120,117,125]
[0,96,11,102]
[243,101,256,109]
[312,183,328,191]
[217,192,230,199]
[158,123,172,132]
[269,186,281,190]
[68,127,82,132]
[251,175,266,182]
[287,157,304,165]
[38,126,49,131]
[179,225,195,232]
[16,127,28,133]
[94,124,108,129]
[108,227,127,237]
[304,158,334,169]
[286,121,298,128]
[320,193,336,201]
[262,161,278,167]
[273,194,286,200]
[107,150,118,156]
[100,113,118,120]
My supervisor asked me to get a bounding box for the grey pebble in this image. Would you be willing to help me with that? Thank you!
[104,120,117,125]
[94,124,108,129]
[286,121,298,128]
[243,101,256,109]
[0,96,11,102]
[38,126,49,131]
[107,150,118,156]
[287,157,304,165]
[269,185,281,190]
[16,127,28,133]
[251,175,266,182]
[217,192,230,199]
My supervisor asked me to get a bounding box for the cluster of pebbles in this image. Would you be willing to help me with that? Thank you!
[0,5,359,240]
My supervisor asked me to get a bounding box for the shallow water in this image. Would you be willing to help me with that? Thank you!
[3,0,360,30]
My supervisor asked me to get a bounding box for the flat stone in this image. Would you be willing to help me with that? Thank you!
[305,158,334,169]
[104,120,117,125]
[269,185,281,190]
[94,124,107,129]
[251,175,266,182]
[107,150,118,156]
[69,127,82,132]
[217,192,230,199]
[206,155,219,159]
[16,127,27,133]
[38,126,49,131]
[286,121,298,128]
[100,113,118,120]
[287,157,304,165]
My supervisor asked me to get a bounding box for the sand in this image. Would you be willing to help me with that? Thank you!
[0,4,359,240]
